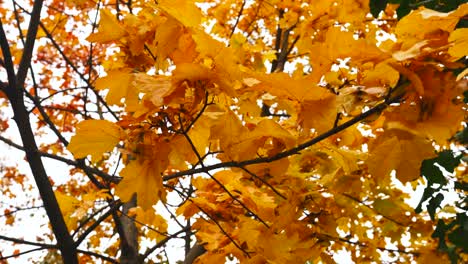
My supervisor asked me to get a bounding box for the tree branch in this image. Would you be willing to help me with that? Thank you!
[0,234,55,248]
[1,10,78,262]
[163,92,404,182]
[0,134,119,184]
[74,201,121,247]
[16,0,43,88]
[229,0,246,39]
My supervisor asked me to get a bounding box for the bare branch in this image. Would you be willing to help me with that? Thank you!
[16,0,44,88]
[74,201,122,247]
[229,0,246,39]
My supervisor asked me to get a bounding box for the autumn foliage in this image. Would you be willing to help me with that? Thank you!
[0,0,467,263]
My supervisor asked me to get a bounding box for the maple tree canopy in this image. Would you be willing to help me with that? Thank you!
[0,0,466,263]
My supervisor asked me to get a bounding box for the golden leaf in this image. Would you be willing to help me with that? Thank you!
[392,40,430,61]
[396,138,435,183]
[115,142,170,210]
[367,136,401,184]
[132,207,168,242]
[448,28,468,60]
[368,130,435,183]
[87,9,126,43]
[55,192,80,230]
[153,16,183,67]
[67,120,123,161]
[95,69,137,108]
[299,96,338,134]
[158,0,201,28]
[388,62,425,95]
[134,73,176,107]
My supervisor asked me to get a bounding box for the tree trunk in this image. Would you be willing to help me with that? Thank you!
[118,195,139,264]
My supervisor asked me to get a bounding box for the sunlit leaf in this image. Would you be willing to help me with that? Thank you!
[87,9,126,43]
[115,142,170,210]
[67,120,123,160]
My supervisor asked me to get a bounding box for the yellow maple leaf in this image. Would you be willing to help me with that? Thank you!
[252,73,331,102]
[36,14,67,39]
[394,5,467,49]
[95,69,138,109]
[210,110,249,159]
[253,119,296,148]
[307,27,388,83]
[367,136,401,184]
[153,16,183,67]
[299,96,338,134]
[130,207,168,242]
[388,61,425,95]
[382,68,464,145]
[87,9,126,43]
[55,191,80,230]
[135,74,172,107]
[173,63,211,83]
[186,116,212,157]
[170,32,198,64]
[237,216,263,250]
[157,0,201,28]
[320,142,367,175]
[396,138,435,183]
[191,29,225,59]
[392,40,430,61]
[448,28,468,61]
[368,130,435,183]
[115,142,170,209]
[193,219,229,251]
[67,120,123,160]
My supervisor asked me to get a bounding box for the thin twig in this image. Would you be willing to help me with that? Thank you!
[240,166,286,199]
[0,247,48,260]
[163,92,404,182]
[229,0,246,39]
[178,115,270,228]
[76,249,118,263]
[140,227,190,260]
[74,201,122,247]
[0,235,55,248]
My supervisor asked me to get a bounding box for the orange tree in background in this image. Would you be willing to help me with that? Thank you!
[0,0,466,263]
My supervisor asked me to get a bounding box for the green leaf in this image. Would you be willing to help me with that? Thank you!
[427,193,444,221]
[396,0,411,19]
[370,0,388,18]
[419,0,466,13]
[420,150,461,186]
[454,127,468,144]
[421,159,447,185]
[393,0,466,20]
[432,220,448,250]
[454,181,468,191]
[415,186,437,213]
[446,246,458,264]
[456,19,468,29]
[448,226,468,251]
[436,150,462,173]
